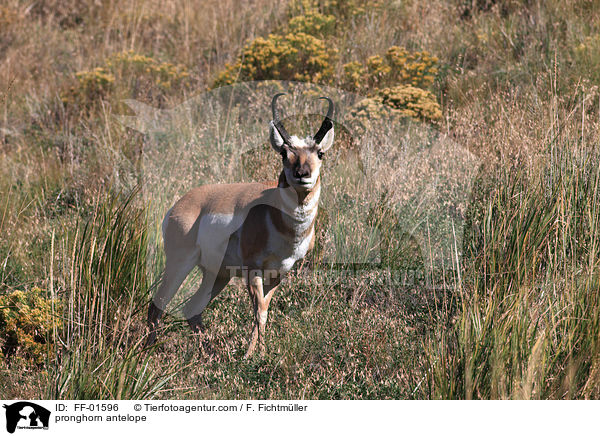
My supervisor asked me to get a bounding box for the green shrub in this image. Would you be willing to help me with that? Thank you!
[212,32,336,87]
[0,288,61,365]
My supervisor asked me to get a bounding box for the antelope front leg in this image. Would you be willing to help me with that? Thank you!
[245,286,260,358]
[245,275,279,358]
[245,275,264,358]
[245,274,280,358]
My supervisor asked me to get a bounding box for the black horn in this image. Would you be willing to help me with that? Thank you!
[313,96,334,144]
[271,93,292,145]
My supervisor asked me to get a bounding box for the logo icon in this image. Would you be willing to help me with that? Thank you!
[3,402,50,433]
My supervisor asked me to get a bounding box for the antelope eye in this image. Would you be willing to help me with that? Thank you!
[317,151,324,160]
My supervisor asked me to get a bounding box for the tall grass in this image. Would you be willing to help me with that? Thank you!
[426,138,600,399]
[48,189,179,399]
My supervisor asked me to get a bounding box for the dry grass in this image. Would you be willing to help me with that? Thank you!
[2,0,600,399]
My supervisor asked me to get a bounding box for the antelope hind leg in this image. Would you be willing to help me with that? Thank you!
[146,249,199,347]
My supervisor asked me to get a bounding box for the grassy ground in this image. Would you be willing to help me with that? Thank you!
[1,0,600,399]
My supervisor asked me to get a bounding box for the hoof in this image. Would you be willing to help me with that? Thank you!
[144,330,157,349]
[244,343,257,359]
[187,313,204,333]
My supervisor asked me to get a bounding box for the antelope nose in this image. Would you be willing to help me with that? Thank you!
[294,167,310,179]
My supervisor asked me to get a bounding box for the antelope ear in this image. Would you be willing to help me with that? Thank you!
[269,121,285,153]
[316,126,334,152]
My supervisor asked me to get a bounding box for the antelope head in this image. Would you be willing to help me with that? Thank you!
[269,93,335,191]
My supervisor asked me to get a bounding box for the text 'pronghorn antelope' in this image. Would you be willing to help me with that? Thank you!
[146,93,335,357]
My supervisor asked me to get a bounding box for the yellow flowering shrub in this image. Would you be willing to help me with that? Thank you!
[0,288,61,364]
[212,33,336,87]
[63,50,190,109]
[379,85,442,120]
[351,85,442,124]
[71,67,115,102]
[366,55,392,88]
[288,10,336,38]
[343,46,439,92]
[106,50,190,91]
[342,61,363,90]
[385,46,438,88]
[210,5,442,124]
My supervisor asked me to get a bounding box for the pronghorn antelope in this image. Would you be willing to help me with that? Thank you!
[146,93,335,357]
